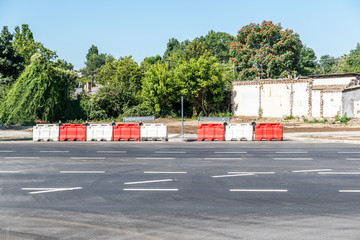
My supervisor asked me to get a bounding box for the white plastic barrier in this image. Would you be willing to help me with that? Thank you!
[225,123,253,141]
[86,124,113,141]
[140,123,168,141]
[33,124,59,141]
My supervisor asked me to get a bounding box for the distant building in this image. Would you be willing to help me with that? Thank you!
[231,73,360,118]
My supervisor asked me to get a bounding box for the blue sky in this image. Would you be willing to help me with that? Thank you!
[1,0,359,70]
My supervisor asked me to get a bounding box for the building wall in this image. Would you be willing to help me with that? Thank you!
[232,85,259,116]
[311,90,321,118]
[342,88,360,118]
[292,82,309,117]
[313,77,355,86]
[261,84,292,117]
[323,92,342,117]
[231,74,360,118]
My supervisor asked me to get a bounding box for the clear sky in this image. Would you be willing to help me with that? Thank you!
[1,0,359,70]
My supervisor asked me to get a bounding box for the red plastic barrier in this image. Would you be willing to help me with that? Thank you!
[254,123,283,141]
[59,124,86,141]
[197,123,225,141]
[113,123,140,141]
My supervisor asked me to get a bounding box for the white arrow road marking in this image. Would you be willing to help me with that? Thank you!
[22,187,82,195]
[124,179,173,185]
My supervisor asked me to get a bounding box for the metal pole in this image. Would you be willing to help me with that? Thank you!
[181,96,184,139]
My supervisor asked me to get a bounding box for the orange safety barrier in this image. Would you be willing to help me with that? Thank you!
[197,123,225,141]
[113,123,140,141]
[254,123,283,141]
[59,124,86,141]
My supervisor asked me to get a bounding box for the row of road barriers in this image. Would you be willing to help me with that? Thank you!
[33,117,168,141]
[197,118,283,141]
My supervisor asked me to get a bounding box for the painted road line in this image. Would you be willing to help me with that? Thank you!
[275,152,307,154]
[144,171,187,174]
[136,157,175,160]
[0,151,15,153]
[96,151,127,153]
[212,173,254,178]
[338,152,360,154]
[123,188,178,191]
[292,169,332,173]
[59,171,105,174]
[40,151,69,153]
[0,171,21,173]
[230,189,288,192]
[204,158,242,160]
[124,179,173,185]
[4,157,39,159]
[346,158,360,161]
[273,158,313,161]
[319,172,360,175]
[70,157,105,160]
[22,187,82,195]
[227,171,275,175]
[339,190,360,193]
[155,151,186,154]
[214,152,247,154]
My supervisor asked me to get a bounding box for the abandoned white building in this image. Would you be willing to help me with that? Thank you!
[231,73,360,118]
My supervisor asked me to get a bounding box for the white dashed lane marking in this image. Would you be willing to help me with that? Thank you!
[292,169,332,173]
[230,189,288,192]
[212,173,254,178]
[273,158,313,161]
[124,179,173,185]
[123,188,178,192]
[96,151,127,153]
[144,171,187,174]
[59,171,105,174]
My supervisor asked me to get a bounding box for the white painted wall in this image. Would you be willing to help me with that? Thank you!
[292,82,309,116]
[261,84,291,117]
[342,89,360,118]
[312,90,321,118]
[313,77,354,86]
[232,85,259,116]
[323,92,342,117]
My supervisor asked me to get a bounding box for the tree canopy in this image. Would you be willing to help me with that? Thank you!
[231,21,303,80]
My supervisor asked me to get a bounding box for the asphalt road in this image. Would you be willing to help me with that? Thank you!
[0,141,359,239]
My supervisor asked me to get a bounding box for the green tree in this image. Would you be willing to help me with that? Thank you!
[141,63,178,117]
[82,45,114,77]
[197,30,234,63]
[140,55,162,71]
[298,45,317,76]
[231,21,303,80]
[93,56,143,118]
[12,24,56,64]
[0,53,77,125]
[173,56,227,116]
[0,26,24,87]
[163,38,189,61]
[343,43,360,73]
[318,55,337,73]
